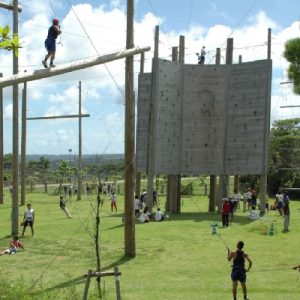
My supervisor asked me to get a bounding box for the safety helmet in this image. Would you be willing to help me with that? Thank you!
[52,18,59,25]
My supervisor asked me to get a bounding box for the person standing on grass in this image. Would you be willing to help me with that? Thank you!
[282,196,290,232]
[221,198,230,227]
[59,195,72,219]
[110,192,117,213]
[228,241,252,300]
[21,203,35,237]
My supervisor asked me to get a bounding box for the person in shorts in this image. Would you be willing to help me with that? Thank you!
[0,236,24,255]
[21,203,35,237]
[227,241,252,300]
[42,18,62,68]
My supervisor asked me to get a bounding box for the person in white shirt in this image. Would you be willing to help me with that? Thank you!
[139,207,151,223]
[21,203,35,237]
[110,192,117,213]
[154,208,165,222]
[134,195,140,216]
[196,46,206,64]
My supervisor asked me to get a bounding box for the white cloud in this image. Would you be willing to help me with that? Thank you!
[2,3,300,154]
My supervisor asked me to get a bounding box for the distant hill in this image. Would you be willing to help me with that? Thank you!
[26,154,124,169]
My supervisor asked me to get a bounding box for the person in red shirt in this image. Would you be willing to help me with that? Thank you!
[0,236,24,255]
[222,198,231,227]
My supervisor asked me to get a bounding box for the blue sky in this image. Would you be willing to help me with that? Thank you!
[1,0,299,155]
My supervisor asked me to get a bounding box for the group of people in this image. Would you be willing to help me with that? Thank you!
[242,188,258,211]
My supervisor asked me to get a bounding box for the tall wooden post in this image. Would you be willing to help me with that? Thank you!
[20,81,27,206]
[219,39,233,211]
[259,28,272,214]
[209,48,221,212]
[135,53,144,198]
[0,73,3,204]
[146,25,159,212]
[11,0,19,235]
[167,38,183,214]
[77,81,83,201]
[124,0,135,257]
[172,47,178,62]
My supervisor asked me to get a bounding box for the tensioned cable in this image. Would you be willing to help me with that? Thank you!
[186,0,194,38]
[64,0,125,97]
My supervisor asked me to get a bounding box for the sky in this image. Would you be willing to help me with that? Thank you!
[0,0,299,155]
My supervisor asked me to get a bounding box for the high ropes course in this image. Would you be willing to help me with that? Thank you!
[0,47,150,88]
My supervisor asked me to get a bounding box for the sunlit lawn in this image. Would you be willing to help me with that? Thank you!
[0,189,300,299]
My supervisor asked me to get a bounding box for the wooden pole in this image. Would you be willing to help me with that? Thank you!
[82,269,92,300]
[0,2,22,12]
[77,81,82,200]
[146,25,159,212]
[209,48,221,212]
[0,73,3,204]
[259,28,272,214]
[20,81,27,206]
[27,114,90,120]
[114,266,121,300]
[216,48,221,65]
[11,0,19,235]
[124,0,135,258]
[219,38,233,209]
[0,47,151,88]
[172,47,178,62]
[135,53,145,198]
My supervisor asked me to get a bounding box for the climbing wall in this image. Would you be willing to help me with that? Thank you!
[136,59,272,176]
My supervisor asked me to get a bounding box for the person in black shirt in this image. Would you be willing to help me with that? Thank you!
[42,18,62,68]
[227,241,252,300]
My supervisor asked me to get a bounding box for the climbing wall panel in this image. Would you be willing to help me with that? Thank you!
[136,59,272,176]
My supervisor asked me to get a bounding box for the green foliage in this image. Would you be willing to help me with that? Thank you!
[181,182,193,195]
[284,38,300,94]
[268,118,300,196]
[0,25,21,57]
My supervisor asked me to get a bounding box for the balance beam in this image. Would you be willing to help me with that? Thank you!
[0,46,151,88]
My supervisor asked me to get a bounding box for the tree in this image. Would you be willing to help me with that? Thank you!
[268,118,300,196]
[0,25,20,56]
[284,38,300,94]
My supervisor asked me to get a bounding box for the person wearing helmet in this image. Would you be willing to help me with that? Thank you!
[42,18,62,68]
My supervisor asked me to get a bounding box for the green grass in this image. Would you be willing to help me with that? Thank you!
[1,191,300,299]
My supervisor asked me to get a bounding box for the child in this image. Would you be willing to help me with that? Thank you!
[0,236,24,255]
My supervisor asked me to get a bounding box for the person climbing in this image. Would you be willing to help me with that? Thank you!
[227,241,252,300]
[42,18,62,68]
[196,46,206,64]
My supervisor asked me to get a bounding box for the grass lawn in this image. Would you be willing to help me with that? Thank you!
[0,190,300,299]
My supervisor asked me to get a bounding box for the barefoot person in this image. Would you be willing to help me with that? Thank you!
[227,241,252,300]
[42,18,62,68]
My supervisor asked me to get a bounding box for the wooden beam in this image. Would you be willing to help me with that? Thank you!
[280,105,300,108]
[0,47,150,88]
[26,114,90,120]
[0,2,22,12]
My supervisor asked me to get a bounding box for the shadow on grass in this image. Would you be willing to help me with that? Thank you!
[168,212,255,225]
[34,256,131,294]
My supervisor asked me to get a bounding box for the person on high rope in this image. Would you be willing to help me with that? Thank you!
[196,46,206,64]
[227,241,252,300]
[42,18,62,68]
